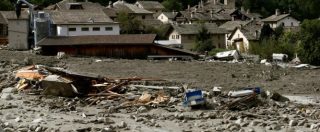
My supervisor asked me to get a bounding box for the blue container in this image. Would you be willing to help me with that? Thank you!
[244,87,261,94]
[184,90,205,106]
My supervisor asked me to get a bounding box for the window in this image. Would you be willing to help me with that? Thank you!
[176,35,179,39]
[105,27,113,31]
[142,15,146,19]
[92,27,100,31]
[81,27,89,31]
[291,22,294,26]
[172,35,175,39]
[68,28,76,32]
[218,35,220,40]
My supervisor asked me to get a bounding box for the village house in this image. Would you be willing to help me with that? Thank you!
[135,1,164,14]
[261,9,300,29]
[0,10,29,50]
[111,0,154,20]
[47,0,120,37]
[226,23,262,53]
[169,23,228,50]
[157,11,181,24]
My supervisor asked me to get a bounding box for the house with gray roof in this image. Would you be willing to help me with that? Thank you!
[261,9,300,29]
[135,1,164,13]
[227,23,262,53]
[46,0,120,37]
[169,23,229,50]
[111,0,154,20]
[157,11,181,24]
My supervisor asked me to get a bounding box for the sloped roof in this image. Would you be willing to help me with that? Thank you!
[0,12,8,24]
[136,1,164,10]
[219,20,252,32]
[113,1,153,14]
[179,11,231,22]
[261,14,290,22]
[172,23,228,35]
[48,10,114,24]
[161,12,179,19]
[103,8,118,18]
[228,23,262,41]
[0,10,29,20]
[55,0,103,11]
[37,34,157,46]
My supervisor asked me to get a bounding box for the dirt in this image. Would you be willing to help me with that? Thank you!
[0,50,320,132]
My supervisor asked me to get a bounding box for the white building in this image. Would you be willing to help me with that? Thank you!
[48,0,120,37]
[157,12,180,24]
[261,9,300,29]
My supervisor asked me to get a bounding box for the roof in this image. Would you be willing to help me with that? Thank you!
[228,23,262,41]
[135,1,164,10]
[261,14,290,22]
[219,20,252,32]
[179,11,231,22]
[161,12,179,19]
[113,1,153,14]
[103,8,118,18]
[46,0,115,24]
[172,23,229,35]
[37,34,157,46]
[0,10,29,20]
[142,19,163,27]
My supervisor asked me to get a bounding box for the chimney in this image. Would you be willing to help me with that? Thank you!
[275,9,280,16]
[224,0,228,5]
[213,0,216,5]
[201,0,204,8]
[255,30,259,39]
[187,4,190,12]
[210,9,214,18]
[241,6,245,12]
[232,16,235,21]
[246,9,250,14]
[108,1,113,8]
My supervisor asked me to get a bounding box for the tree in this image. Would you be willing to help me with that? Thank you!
[0,0,14,11]
[259,24,273,41]
[117,11,142,34]
[162,0,182,12]
[193,25,213,53]
[297,19,320,65]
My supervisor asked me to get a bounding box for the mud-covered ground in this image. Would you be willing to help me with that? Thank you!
[0,50,320,132]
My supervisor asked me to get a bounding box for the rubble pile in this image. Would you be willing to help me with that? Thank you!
[0,64,319,131]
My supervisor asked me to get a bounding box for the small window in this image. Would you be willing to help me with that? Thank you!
[105,27,113,31]
[81,27,89,31]
[93,27,100,31]
[68,28,76,32]
[172,35,175,39]
[291,22,294,26]
[176,35,179,39]
[142,15,146,19]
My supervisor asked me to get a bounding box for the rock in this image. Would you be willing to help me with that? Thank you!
[137,106,148,113]
[1,88,17,93]
[75,127,91,132]
[235,118,242,124]
[271,124,281,130]
[3,128,15,132]
[1,93,13,100]
[17,127,29,132]
[32,118,43,124]
[23,57,33,65]
[298,119,307,126]
[249,120,260,126]
[14,117,22,122]
[101,127,113,132]
[289,119,298,127]
[310,123,320,130]
[35,127,42,132]
[5,114,15,120]
[118,121,127,128]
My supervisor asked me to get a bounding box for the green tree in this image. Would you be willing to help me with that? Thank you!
[297,19,320,65]
[117,11,142,34]
[0,0,14,11]
[259,24,273,41]
[162,0,182,11]
[193,25,213,53]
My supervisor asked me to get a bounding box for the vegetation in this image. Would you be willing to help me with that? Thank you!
[117,12,143,34]
[193,25,213,53]
[297,19,320,65]
[241,0,320,20]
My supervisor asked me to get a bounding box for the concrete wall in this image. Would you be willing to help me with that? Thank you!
[8,19,29,50]
[56,24,120,36]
